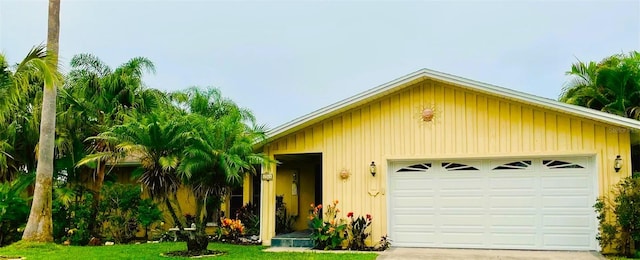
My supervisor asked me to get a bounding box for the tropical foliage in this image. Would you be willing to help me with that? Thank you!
[0,175,33,246]
[0,43,269,254]
[308,201,348,250]
[595,176,640,257]
[559,51,640,119]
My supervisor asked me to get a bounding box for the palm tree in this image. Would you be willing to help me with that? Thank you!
[23,0,61,242]
[80,111,189,230]
[66,53,164,234]
[175,87,270,251]
[559,51,640,119]
[0,46,54,181]
[86,87,270,252]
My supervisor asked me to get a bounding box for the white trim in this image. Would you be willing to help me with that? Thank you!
[262,68,640,145]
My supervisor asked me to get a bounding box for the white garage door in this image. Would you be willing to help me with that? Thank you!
[388,157,597,250]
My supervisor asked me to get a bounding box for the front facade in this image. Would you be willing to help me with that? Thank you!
[254,69,640,250]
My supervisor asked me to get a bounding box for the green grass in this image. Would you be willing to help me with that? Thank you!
[0,241,379,260]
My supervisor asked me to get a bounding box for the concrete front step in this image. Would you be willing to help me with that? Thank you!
[270,237,314,248]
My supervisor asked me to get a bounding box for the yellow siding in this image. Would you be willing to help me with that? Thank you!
[260,78,632,245]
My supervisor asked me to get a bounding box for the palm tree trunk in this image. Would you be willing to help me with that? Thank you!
[164,198,183,229]
[88,162,106,235]
[22,0,59,242]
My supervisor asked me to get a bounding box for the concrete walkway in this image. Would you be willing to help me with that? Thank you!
[376,248,605,260]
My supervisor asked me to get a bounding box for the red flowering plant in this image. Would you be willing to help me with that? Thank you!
[346,212,373,250]
[308,200,348,250]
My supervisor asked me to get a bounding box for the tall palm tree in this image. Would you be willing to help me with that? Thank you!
[559,51,640,119]
[23,0,61,242]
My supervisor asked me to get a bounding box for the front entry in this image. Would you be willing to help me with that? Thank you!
[274,153,322,234]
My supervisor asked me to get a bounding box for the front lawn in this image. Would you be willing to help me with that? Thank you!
[0,241,378,259]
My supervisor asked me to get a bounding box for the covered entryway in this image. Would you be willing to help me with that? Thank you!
[388,156,597,250]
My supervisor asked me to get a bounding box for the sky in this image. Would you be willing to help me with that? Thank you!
[1,0,639,128]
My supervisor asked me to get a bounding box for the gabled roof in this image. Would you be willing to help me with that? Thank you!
[263,68,640,145]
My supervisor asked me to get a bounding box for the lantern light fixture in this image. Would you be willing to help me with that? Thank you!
[614,155,623,172]
[370,161,377,177]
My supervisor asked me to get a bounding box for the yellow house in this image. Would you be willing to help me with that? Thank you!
[250,68,640,251]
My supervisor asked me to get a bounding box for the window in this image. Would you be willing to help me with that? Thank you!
[493,160,532,170]
[542,159,584,169]
[442,162,479,171]
[396,163,432,173]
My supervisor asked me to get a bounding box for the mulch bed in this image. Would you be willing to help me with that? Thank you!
[162,250,226,258]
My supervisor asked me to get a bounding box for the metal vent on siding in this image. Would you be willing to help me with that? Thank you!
[396,163,432,173]
[542,160,584,169]
[493,160,532,170]
[442,162,479,171]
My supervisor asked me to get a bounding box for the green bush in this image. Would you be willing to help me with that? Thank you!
[0,175,32,246]
[98,183,142,243]
[53,186,94,245]
[138,198,163,240]
[595,176,640,256]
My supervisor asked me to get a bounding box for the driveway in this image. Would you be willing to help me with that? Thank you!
[376,248,605,260]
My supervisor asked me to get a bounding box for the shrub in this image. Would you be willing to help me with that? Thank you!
[53,186,93,245]
[375,235,391,251]
[219,218,244,240]
[98,183,142,243]
[235,202,259,236]
[346,212,372,250]
[0,175,32,246]
[595,176,640,256]
[138,198,163,240]
[308,200,348,250]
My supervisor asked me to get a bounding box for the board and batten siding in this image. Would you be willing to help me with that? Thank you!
[259,78,631,245]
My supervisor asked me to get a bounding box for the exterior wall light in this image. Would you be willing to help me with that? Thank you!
[370,161,377,177]
[614,155,623,172]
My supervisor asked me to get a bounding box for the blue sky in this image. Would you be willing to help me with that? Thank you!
[1,0,639,128]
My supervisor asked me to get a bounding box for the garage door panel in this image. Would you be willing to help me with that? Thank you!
[440,233,485,246]
[541,176,591,188]
[490,215,536,227]
[439,215,485,226]
[392,179,437,190]
[394,226,436,233]
[541,188,591,196]
[439,197,485,208]
[394,232,437,244]
[389,157,597,250]
[439,178,483,188]
[392,190,436,196]
[489,177,537,188]
[543,234,592,249]
[489,196,536,207]
[392,197,435,208]
[542,196,591,208]
[394,214,436,225]
[491,233,537,247]
[543,215,592,228]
